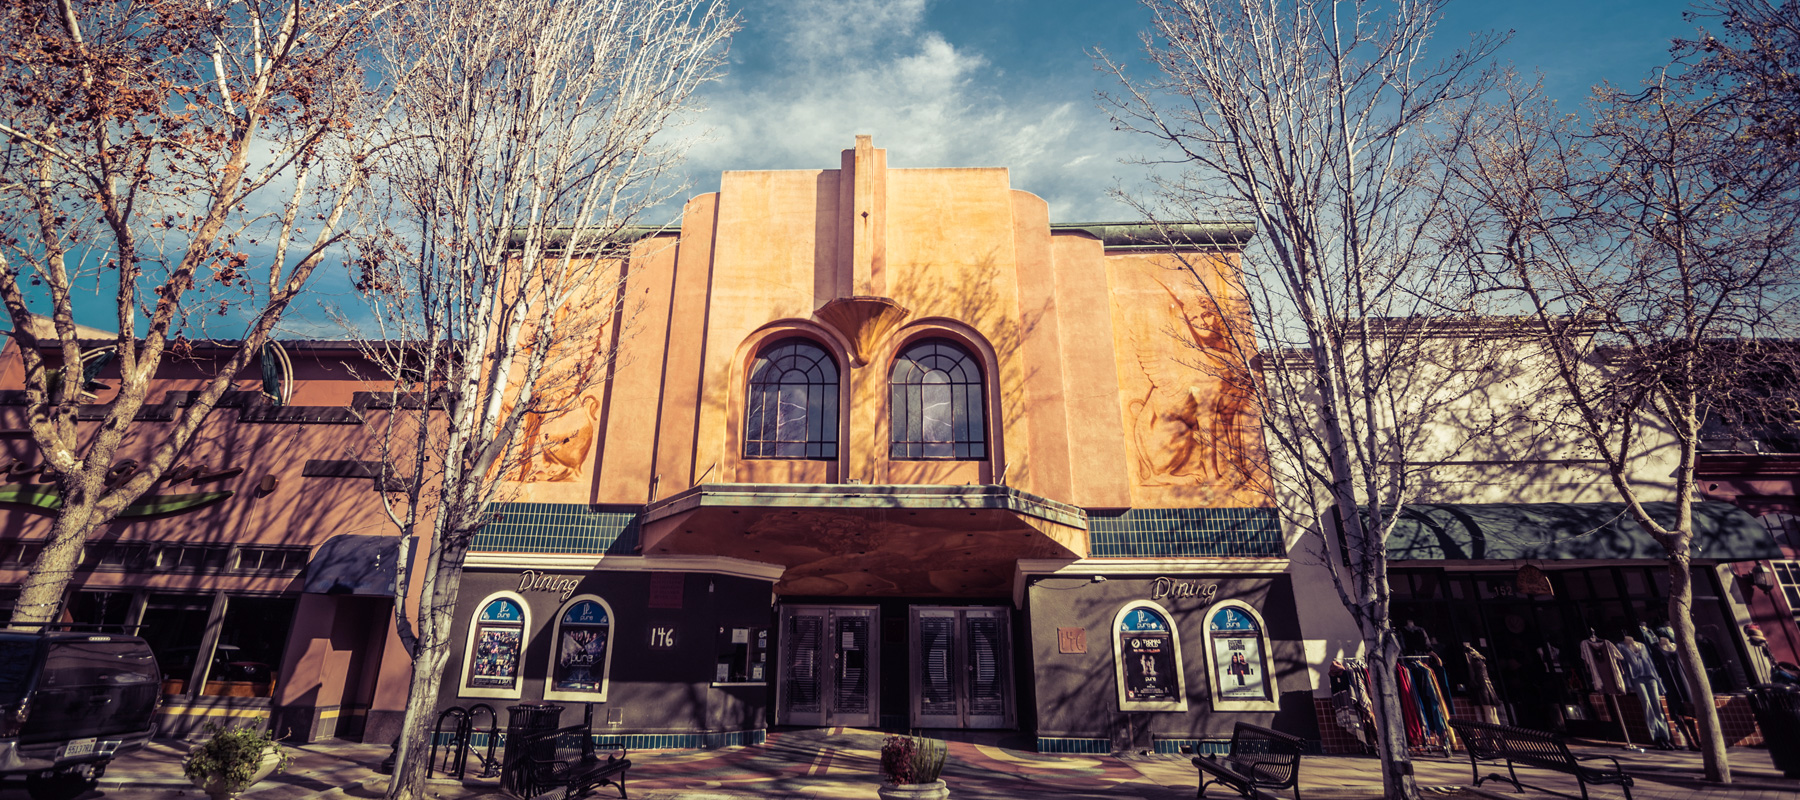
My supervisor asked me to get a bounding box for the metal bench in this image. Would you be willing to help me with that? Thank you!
[1448,719,1634,800]
[1192,722,1304,800]
[504,723,630,800]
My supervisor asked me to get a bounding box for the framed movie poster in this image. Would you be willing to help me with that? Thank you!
[460,593,529,699]
[546,595,615,702]
[1111,601,1188,712]
[1203,600,1279,711]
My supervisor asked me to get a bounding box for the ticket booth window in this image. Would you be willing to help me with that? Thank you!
[459,593,529,699]
[1203,600,1279,711]
[545,596,614,702]
[1112,601,1187,712]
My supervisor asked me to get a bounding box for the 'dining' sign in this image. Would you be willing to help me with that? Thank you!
[1149,577,1217,603]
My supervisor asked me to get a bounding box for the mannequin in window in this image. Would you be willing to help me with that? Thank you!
[1401,620,1432,656]
[1619,633,1675,749]
[1463,642,1502,724]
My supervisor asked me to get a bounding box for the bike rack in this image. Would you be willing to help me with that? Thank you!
[428,704,502,780]
[429,707,471,779]
[465,703,501,778]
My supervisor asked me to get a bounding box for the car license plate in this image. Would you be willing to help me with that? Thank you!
[63,738,95,758]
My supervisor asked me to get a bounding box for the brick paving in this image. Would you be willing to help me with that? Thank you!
[8,729,1796,800]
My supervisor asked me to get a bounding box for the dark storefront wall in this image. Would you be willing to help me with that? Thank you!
[1390,564,1750,736]
[443,569,776,739]
[1024,573,1316,749]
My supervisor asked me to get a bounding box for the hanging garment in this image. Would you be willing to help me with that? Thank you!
[1427,653,1456,720]
[1464,645,1502,706]
[1652,633,1691,714]
[1330,662,1370,745]
[1621,639,1673,745]
[1618,639,1661,690]
[1396,663,1425,747]
[1408,663,1445,736]
[1580,638,1629,695]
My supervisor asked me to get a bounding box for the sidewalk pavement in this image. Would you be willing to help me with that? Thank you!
[17,728,1800,800]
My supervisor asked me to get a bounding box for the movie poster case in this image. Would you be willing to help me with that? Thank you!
[459,591,531,699]
[1111,600,1188,712]
[1202,599,1279,712]
[544,595,616,702]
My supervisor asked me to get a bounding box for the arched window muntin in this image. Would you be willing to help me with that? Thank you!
[544,594,616,702]
[1201,599,1279,711]
[459,591,531,700]
[889,338,986,460]
[1111,600,1189,713]
[745,338,840,460]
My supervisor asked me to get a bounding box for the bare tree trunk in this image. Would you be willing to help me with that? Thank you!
[390,556,465,800]
[1368,637,1416,799]
[1667,554,1729,781]
[10,498,98,625]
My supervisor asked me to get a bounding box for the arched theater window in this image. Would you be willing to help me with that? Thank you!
[745,338,839,459]
[889,339,986,460]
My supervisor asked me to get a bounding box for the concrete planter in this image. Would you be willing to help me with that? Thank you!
[877,779,949,800]
[193,748,283,800]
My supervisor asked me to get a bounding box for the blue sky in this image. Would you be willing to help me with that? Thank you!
[38,0,1714,336]
[663,0,1708,223]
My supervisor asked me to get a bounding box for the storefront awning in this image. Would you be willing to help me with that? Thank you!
[640,484,1089,597]
[302,534,413,596]
[1385,502,1780,562]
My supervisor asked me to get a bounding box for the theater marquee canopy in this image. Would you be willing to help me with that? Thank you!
[640,483,1088,597]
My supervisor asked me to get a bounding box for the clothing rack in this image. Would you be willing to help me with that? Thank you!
[1398,655,1455,757]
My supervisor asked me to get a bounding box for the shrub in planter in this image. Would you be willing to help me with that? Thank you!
[879,735,948,799]
[183,721,291,800]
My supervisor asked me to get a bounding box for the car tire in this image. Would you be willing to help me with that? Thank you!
[25,767,97,800]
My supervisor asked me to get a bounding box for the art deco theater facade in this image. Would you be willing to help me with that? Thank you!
[0,138,1308,752]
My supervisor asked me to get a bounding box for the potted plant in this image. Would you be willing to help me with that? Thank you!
[183,721,290,800]
[878,735,948,800]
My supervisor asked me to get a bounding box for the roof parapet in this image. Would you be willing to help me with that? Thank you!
[1050,221,1257,252]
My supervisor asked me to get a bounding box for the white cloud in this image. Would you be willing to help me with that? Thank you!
[662,0,1148,222]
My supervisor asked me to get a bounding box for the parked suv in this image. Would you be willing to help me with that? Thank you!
[0,630,159,800]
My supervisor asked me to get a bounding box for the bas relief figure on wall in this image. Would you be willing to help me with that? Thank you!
[1123,272,1257,490]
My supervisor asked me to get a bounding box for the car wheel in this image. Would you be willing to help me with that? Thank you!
[25,768,97,800]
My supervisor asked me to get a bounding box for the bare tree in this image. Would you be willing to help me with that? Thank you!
[1446,74,1800,783]
[347,0,735,797]
[0,0,378,627]
[1098,1,1506,796]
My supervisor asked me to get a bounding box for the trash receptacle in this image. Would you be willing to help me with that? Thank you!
[500,703,565,796]
[1748,684,1800,777]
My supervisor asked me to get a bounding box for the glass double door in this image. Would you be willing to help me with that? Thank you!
[911,606,1012,729]
[777,606,878,727]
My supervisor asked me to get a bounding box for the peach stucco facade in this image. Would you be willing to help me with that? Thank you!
[509,136,1270,516]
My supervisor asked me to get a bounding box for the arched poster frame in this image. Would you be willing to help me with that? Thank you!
[544,594,617,702]
[1202,599,1279,711]
[1112,600,1188,712]
[459,591,531,700]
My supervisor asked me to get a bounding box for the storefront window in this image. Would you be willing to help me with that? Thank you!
[1202,600,1279,711]
[1111,601,1187,712]
[68,591,132,629]
[141,594,212,695]
[1391,565,1753,737]
[545,596,613,702]
[459,593,528,699]
[201,597,295,697]
[717,626,769,683]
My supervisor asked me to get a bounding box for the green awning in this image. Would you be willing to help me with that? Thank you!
[1384,502,1779,562]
